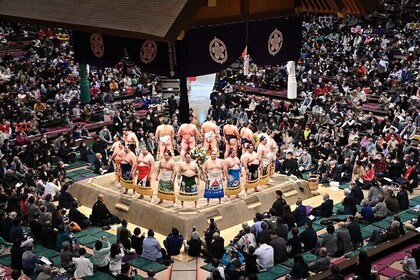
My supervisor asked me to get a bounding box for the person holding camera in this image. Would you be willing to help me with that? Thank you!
[93,236,111,273]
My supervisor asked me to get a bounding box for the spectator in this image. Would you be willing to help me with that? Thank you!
[59,241,75,270]
[58,184,76,209]
[289,255,309,280]
[22,245,39,275]
[164,227,183,257]
[269,229,287,264]
[293,198,307,227]
[254,236,274,270]
[142,229,170,264]
[116,263,134,280]
[201,232,226,263]
[283,205,296,230]
[299,220,318,252]
[56,224,71,251]
[336,222,352,256]
[311,193,333,217]
[286,227,302,257]
[308,247,331,273]
[109,243,125,276]
[347,215,363,248]
[73,248,94,279]
[403,247,420,279]
[36,265,52,280]
[337,189,357,216]
[274,217,288,241]
[131,227,145,255]
[320,224,337,257]
[93,237,111,272]
[354,250,372,280]
[372,196,387,221]
[397,185,409,211]
[355,200,373,225]
[69,200,90,229]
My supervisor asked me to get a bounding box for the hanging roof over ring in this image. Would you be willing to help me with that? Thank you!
[0,0,380,42]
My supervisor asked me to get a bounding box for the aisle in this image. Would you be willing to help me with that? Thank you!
[188,74,215,123]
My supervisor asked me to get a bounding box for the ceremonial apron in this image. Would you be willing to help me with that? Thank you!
[226,168,241,196]
[260,159,271,186]
[157,170,175,202]
[178,175,199,202]
[204,170,224,199]
[245,163,260,190]
[136,165,153,196]
[120,162,135,189]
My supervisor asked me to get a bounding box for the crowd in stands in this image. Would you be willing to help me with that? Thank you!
[0,0,420,279]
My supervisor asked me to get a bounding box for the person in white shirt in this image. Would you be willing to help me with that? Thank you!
[255,241,274,270]
[44,177,61,200]
[109,243,125,276]
[73,248,94,279]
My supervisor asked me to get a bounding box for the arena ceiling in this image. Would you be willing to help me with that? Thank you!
[0,0,380,42]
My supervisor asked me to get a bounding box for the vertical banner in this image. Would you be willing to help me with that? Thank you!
[247,17,303,65]
[73,31,124,67]
[125,38,176,77]
[178,22,246,77]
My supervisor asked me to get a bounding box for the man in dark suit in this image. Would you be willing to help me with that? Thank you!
[58,184,76,209]
[69,200,90,229]
[346,215,362,248]
[272,190,286,218]
[337,189,357,215]
[280,152,300,177]
[293,198,307,227]
[90,194,119,227]
[311,193,333,217]
[299,220,318,252]
[349,181,364,205]
[145,133,156,157]
[112,111,124,136]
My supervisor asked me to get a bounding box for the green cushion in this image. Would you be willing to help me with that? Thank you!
[85,272,115,280]
[38,249,59,259]
[33,244,48,254]
[268,265,291,277]
[361,225,380,239]
[330,214,348,221]
[312,223,324,232]
[373,218,393,230]
[397,212,417,223]
[134,276,145,280]
[302,252,320,263]
[50,255,62,267]
[339,183,349,190]
[78,235,99,246]
[139,261,167,273]
[127,257,153,269]
[200,263,215,272]
[344,244,374,258]
[0,255,11,266]
[80,227,103,236]
[257,271,280,280]
[281,258,294,268]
